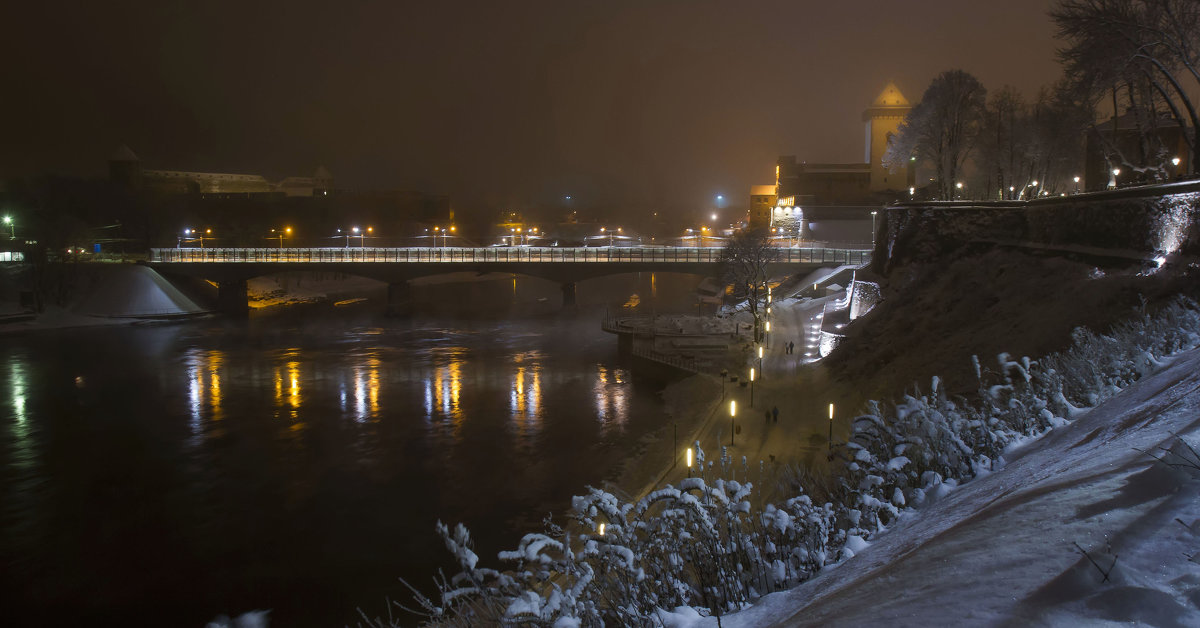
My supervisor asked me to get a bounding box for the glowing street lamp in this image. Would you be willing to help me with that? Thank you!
[272,227,291,248]
[730,400,737,445]
[828,402,835,449]
[686,446,694,477]
[1073,176,1081,194]
[749,367,755,407]
[2,215,12,238]
[871,210,878,246]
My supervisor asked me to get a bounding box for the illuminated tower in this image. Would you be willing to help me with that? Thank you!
[862,83,912,192]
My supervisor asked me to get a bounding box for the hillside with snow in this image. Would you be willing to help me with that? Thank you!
[705,345,1200,627]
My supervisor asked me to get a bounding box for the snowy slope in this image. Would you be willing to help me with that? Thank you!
[701,348,1200,627]
[72,264,206,317]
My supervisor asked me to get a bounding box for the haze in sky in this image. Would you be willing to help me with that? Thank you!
[1,0,1063,218]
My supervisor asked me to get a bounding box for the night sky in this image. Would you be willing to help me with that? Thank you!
[2,0,1061,217]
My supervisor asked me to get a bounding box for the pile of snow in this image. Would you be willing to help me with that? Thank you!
[72,265,206,317]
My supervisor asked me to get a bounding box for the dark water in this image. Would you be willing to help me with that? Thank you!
[0,272,701,626]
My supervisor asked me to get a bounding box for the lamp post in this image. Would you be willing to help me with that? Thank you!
[272,227,291,248]
[871,210,878,247]
[828,402,834,450]
[749,367,755,407]
[1073,176,1081,194]
[2,215,12,238]
[955,181,964,199]
[1112,168,1120,188]
[757,345,764,377]
[730,400,736,446]
[686,447,694,477]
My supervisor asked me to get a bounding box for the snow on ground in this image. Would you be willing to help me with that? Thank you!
[656,346,1200,627]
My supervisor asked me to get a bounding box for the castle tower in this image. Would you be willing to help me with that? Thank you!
[862,83,912,192]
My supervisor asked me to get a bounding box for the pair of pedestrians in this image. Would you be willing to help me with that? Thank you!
[763,406,779,424]
[784,340,796,354]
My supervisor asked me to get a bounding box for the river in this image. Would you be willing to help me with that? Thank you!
[0,272,703,626]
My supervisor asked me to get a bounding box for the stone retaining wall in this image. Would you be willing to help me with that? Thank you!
[876,181,1200,272]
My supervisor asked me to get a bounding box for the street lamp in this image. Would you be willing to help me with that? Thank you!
[955,181,964,199]
[749,367,755,407]
[272,227,291,248]
[2,215,12,238]
[828,403,835,450]
[871,210,878,247]
[730,400,736,446]
[1073,176,1081,194]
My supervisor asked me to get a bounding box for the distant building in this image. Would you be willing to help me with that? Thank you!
[748,83,915,228]
[108,145,333,197]
[1084,114,1191,189]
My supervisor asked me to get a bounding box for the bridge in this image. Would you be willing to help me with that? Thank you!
[147,245,870,314]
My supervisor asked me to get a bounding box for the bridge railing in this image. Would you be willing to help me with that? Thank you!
[149,246,871,265]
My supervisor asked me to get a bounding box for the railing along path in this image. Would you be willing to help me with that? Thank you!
[150,246,870,265]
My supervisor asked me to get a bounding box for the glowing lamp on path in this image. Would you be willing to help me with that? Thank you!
[598,523,605,536]
[1173,157,1181,167]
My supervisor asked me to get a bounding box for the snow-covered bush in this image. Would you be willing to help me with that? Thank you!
[373,296,1200,627]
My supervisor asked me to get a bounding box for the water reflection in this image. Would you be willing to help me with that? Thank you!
[185,348,227,438]
[349,352,382,422]
[510,351,543,438]
[7,358,32,475]
[424,346,466,432]
[593,364,629,429]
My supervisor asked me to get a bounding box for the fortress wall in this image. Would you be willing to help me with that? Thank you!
[877,182,1200,271]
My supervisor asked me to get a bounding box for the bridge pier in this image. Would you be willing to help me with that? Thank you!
[386,281,413,316]
[217,279,249,316]
[561,281,577,308]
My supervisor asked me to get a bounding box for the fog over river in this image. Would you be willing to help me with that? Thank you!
[0,272,704,626]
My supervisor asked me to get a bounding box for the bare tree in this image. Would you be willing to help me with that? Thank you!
[1054,0,1200,176]
[975,82,1092,198]
[719,228,778,341]
[884,70,988,200]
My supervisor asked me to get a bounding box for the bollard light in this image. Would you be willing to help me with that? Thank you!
[686,447,693,469]
[598,523,605,536]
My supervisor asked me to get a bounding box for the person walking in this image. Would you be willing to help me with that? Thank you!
[772,405,779,423]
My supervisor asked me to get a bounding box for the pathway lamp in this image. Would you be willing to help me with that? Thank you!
[955,181,964,199]
[2,215,12,238]
[828,403,834,450]
[908,186,915,199]
[757,345,764,378]
[1074,176,1081,194]
[871,210,878,246]
[730,400,736,445]
[1009,186,1015,200]
[686,446,694,477]
[749,367,755,407]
